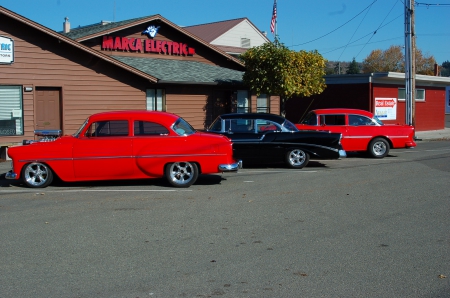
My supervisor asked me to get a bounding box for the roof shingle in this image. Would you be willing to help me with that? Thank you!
[112,56,243,84]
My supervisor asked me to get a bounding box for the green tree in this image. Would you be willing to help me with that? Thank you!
[362,45,435,75]
[240,39,327,102]
[346,58,360,74]
[440,60,450,77]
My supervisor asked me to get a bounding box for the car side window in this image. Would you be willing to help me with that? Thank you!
[321,115,346,126]
[87,120,129,137]
[256,120,280,132]
[230,119,255,133]
[134,121,169,136]
[349,115,374,126]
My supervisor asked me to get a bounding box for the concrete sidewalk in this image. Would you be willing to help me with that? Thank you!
[415,127,450,141]
[415,114,450,141]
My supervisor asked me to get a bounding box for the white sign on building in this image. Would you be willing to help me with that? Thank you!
[0,36,14,64]
[375,97,397,120]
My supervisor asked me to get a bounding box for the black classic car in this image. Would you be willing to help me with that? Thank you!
[207,113,346,169]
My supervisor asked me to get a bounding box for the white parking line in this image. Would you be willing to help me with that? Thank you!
[0,189,192,193]
[238,170,318,173]
[425,149,450,152]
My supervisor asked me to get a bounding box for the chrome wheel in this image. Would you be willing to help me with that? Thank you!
[22,162,53,188]
[368,138,389,158]
[165,162,198,187]
[286,149,309,169]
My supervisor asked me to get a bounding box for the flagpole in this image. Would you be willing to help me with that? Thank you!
[270,0,277,40]
[275,0,277,38]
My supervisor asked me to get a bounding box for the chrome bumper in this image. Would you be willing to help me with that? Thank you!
[219,160,242,172]
[339,150,347,158]
[5,171,17,180]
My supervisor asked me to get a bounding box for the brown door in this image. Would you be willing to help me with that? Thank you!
[35,87,61,130]
[212,90,235,120]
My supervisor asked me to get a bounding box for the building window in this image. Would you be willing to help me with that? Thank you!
[146,89,165,111]
[236,90,250,113]
[241,38,251,48]
[0,86,23,136]
[398,88,425,101]
[257,94,269,113]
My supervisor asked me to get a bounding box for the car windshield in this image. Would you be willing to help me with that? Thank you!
[208,117,222,131]
[300,112,317,125]
[282,119,298,131]
[172,117,196,136]
[373,115,384,125]
[73,118,89,137]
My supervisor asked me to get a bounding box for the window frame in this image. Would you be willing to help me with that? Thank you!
[0,85,23,136]
[256,94,270,113]
[146,88,166,111]
[398,88,425,102]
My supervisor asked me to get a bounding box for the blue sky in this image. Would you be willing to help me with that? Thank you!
[3,0,450,64]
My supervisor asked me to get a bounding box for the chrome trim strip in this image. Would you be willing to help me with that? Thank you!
[219,160,242,172]
[18,153,228,164]
[232,141,340,152]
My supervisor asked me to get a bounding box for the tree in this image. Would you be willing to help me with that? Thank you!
[362,45,435,75]
[240,40,327,101]
[346,58,360,74]
[440,60,450,77]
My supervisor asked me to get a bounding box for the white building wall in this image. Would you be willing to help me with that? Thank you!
[211,20,268,48]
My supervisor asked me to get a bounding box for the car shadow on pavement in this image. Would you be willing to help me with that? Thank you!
[0,173,226,189]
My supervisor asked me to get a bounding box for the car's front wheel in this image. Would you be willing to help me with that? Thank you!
[21,162,54,188]
[165,162,199,187]
[285,148,309,169]
[368,137,389,158]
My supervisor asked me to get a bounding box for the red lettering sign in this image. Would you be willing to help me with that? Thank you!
[102,36,195,56]
[375,99,396,107]
[102,36,114,50]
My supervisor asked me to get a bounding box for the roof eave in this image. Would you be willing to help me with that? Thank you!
[74,15,246,68]
[0,6,159,83]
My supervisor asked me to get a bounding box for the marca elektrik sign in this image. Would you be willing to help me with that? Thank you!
[102,25,195,56]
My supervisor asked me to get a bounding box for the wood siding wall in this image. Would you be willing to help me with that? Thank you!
[0,19,149,145]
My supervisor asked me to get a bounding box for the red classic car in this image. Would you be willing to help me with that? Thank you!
[6,111,241,188]
[296,108,416,158]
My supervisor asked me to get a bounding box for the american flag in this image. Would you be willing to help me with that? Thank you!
[270,0,277,34]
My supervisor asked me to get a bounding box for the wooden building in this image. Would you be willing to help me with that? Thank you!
[0,6,280,155]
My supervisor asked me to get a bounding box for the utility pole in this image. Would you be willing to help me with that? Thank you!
[404,0,416,127]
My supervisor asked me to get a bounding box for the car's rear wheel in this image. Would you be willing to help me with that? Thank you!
[285,148,309,169]
[22,162,53,188]
[165,162,198,187]
[368,137,389,158]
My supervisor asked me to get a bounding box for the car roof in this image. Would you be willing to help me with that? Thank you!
[88,110,180,126]
[217,113,287,125]
[311,108,374,118]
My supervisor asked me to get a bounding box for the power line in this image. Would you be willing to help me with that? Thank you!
[415,2,450,7]
[337,2,374,61]
[291,0,378,47]
[354,1,400,59]
[317,14,403,56]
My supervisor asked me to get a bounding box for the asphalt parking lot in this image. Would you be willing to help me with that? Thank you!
[1,139,449,297]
